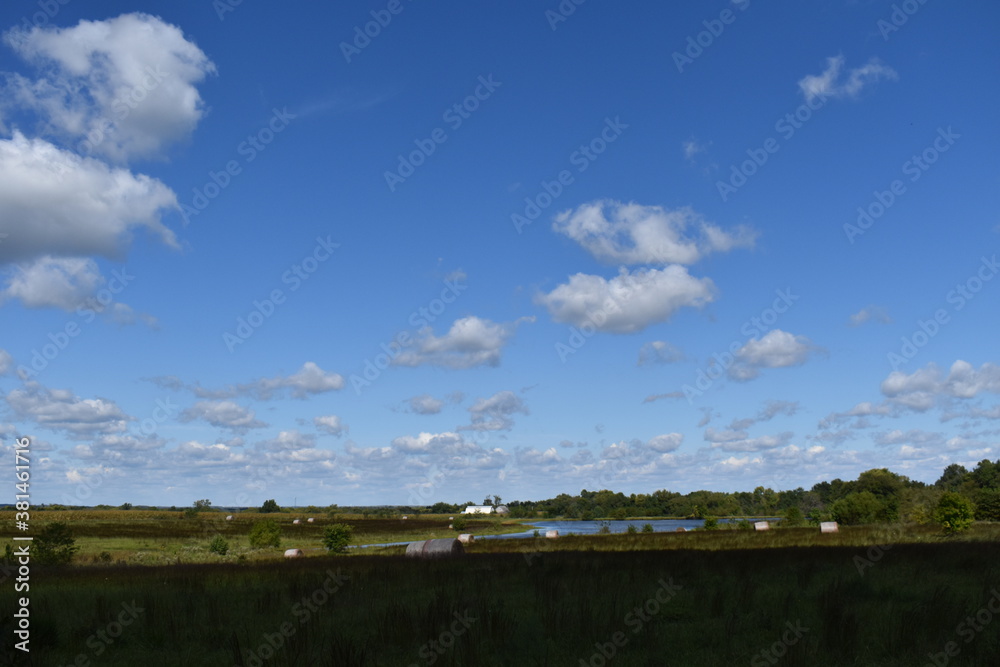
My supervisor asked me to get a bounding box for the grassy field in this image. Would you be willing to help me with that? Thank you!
[4,513,1000,665]
[1,510,530,565]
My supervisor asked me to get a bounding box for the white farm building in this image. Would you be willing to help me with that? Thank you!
[463,505,509,515]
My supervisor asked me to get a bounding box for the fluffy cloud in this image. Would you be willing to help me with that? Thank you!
[5,382,130,438]
[314,415,346,437]
[1,255,103,310]
[0,349,12,375]
[552,200,756,266]
[152,362,344,401]
[258,429,317,451]
[883,361,1000,400]
[3,13,216,162]
[462,391,528,432]
[537,266,715,334]
[728,330,817,381]
[408,394,445,415]
[710,431,794,452]
[848,305,892,326]
[0,132,179,266]
[798,56,897,104]
[393,316,533,369]
[250,362,344,399]
[179,401,267,433]
[647,433,684,453]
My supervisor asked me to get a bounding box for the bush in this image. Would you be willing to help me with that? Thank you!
[451,516,468,531]
[248,520,281,549]
[626,524,638,534]
[260,499,280,513]
[935,492,975,534]
[830,491,885,525]
[35,522,79,565]
[598,521,611,535]
[208,535,230,555]
[783,507,805,527]
[322,524,354,553]
[702,517,719,530]
[642,523,654,533]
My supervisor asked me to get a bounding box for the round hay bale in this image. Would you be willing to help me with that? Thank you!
[754,521,770,531]
[675,527,686,533]
[292,519,301,525]
[307,517,315,523]
[457,534,475,544]
[402,515,408,520]
[225,515,233,521]
[449,517,454,520]
[545,530,559,539]
[820,521,839,533]
[405,538,465,558]
[283,548,303,558]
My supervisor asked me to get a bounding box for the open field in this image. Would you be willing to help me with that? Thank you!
[4,513,1000,665]
[4,530,1000,665]
[0,510,532,565]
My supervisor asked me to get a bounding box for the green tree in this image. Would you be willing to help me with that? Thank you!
[973,489,1000,521]
[322,524,354,553]
[193,499,212,511]
[260,499,280,513]
[248,519,281,548]
[35,522,79,565]
[208,535,229,555]
[782,506,805,527]
[936,464,969,492]
[830,491,883,525]
[119,502,133,510]
[452,516,468,531]
[702,517,719,530]
[934,492,975,533]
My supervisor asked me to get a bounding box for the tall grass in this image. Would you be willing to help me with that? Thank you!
[4,537,1000,665]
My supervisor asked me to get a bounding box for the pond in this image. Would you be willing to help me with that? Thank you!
[353,518,774,548]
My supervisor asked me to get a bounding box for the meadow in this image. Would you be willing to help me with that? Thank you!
[3,511,1000,665]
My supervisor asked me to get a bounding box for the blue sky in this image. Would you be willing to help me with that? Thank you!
[1,1,998,507]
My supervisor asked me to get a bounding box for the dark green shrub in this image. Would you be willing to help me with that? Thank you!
[249,520,281,548]
[322,524,354,553]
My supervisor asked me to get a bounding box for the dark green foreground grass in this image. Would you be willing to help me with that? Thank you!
[4,538,1000,666]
